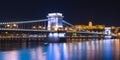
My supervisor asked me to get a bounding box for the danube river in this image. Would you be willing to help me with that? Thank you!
[0,39,120,60]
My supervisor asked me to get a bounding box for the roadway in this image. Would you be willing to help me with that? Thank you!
[0,28,107,35]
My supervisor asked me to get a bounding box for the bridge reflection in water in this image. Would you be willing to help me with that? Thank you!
[0,38,120,60]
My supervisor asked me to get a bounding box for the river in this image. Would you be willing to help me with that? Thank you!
[0,39,120,60]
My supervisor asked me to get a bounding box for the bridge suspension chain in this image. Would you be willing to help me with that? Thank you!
[0,19,48,25]
[62,20,74,27]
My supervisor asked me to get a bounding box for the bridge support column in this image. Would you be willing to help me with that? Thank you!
[104,27,112,38]
[47,13,64,30]
[48,33,66,42]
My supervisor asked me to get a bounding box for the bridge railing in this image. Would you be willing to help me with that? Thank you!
[0,28,56,32]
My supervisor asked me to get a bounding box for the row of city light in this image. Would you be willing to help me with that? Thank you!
[32,26,46,30]
[5,24,18,28]
[4,24,71,31]
[5,24,46,30]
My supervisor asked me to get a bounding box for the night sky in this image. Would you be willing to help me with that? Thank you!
[0,0,120,26]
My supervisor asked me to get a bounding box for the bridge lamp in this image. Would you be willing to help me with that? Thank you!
[65,27,68,31]
[5,32,8,34]
[7,24,10,27]
[38,26,42,29]
[49,33,53,36]
[32,26,36,29]
[13,24,18,28]
[58,33,65,37]
[53,33,58,37]
[13,24,17,27]
[42,27,46,30]
[117,32,120,36]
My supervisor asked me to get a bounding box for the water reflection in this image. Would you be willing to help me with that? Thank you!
[0,39,120,60]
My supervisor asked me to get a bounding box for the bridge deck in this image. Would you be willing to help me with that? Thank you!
[0,28,106,35]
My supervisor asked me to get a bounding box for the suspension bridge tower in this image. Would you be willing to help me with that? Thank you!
[47,13,64,30]
[104,27,112,38]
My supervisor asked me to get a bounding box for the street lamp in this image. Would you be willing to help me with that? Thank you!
[5,24,10,28]
[7,24,10,27]
[13,24,18,28]
[13,24,16,26]
[42,27,46,30]
[32,26,36,29]
[38,26,42,29]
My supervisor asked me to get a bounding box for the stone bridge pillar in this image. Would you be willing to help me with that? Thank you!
[104,27,112,38]
[47,13,64,30]
[105,27,111,35]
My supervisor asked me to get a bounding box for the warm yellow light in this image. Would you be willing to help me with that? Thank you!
[88,21,93,27]
[43,27,46,29]
[38,26,42,28]
[32,26,36,29]
[13,24,17,27]
[117,32,120,36]
[5,32,8,34]
[7,24,10,27]
[111,26,115,29]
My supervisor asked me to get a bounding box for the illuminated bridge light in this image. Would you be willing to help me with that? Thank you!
[48,13,63,16]
[53,33,58,37]
[58,33,65,37]
[0,13,74,34]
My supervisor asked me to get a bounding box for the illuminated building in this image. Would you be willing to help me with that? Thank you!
[75,21,105,31]
[88,21,92,27]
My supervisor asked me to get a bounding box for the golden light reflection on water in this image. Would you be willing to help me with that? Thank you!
[0,39,120,60]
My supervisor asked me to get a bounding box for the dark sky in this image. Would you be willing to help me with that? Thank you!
[0,0,120,26]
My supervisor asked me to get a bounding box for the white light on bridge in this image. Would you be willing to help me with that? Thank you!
[58,33,65,37]
[13,24,17,27]
[53,33,58,37]
[48,13,63,16]
[48,33,65,37]
[49,33,53,36]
